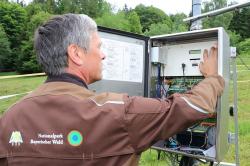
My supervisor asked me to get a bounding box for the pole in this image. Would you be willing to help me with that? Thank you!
[184,1,250,22]
[190,0,202,30]
[232,56,240,166]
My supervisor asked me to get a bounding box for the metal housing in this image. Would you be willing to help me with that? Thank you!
[150,27,230,162]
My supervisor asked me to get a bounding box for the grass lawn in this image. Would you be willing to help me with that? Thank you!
[0,71,17,76]
[0,76,46,114]
[0,57,249,165]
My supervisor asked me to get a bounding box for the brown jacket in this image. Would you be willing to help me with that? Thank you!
[0,74,224,166]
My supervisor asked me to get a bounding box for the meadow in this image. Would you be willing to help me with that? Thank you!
[0,57,249,165]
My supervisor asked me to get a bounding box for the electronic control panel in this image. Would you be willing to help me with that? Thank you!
[150,27,230,162]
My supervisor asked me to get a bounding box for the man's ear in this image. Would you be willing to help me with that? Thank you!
[67,44,83,66]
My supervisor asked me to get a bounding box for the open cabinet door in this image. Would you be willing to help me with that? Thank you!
[89,26,149,97]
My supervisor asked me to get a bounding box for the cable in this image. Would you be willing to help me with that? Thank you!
[181,63,186,87]
[161,84,168,97]
[189,121,202,130]
[188,129,193,147]
[161,65,169,97]
[201,132,208,148]
[156,63,162,98]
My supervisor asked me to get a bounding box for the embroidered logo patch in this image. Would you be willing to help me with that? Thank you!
[67,130,83,146]
[9,131,23,146]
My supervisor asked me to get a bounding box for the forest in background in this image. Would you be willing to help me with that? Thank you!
[0,0,250,73]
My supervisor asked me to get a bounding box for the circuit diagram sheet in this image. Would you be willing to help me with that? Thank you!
[101,38,144,83]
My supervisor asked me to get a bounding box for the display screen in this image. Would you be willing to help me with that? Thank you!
[189,49,201,54]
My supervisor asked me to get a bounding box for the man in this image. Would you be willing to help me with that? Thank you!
[0,14,224,165]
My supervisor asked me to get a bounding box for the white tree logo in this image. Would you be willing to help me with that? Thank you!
[9,131,23,146]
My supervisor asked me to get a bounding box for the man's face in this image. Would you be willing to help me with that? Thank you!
[84,32,105,84]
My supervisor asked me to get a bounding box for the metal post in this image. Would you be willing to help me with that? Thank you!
[232,56,240,166]
[190,0,202,30]
[184,1,250,22]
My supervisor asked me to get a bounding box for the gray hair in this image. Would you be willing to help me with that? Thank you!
[34,13,97,75]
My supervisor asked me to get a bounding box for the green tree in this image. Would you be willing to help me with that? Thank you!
[55,0,111,18]
[27,11,51,35]
[96,9,142,34]
[0,1,28,71]
[32,0,56,14]
[143,13,188,36]
[127,11,142,34]
[144,19,172,36]
[96,11,130,32]
[17,11,51,73]
[134,4,168,32]
[229,8,250,39]
[122,4,130,13]
[25,2,45,19]
[170,13,188,33]
[0,24,12,71]
[0,1,27,48]
[228,30,242,47]
[202,0,233,29]
[238,38,250,56]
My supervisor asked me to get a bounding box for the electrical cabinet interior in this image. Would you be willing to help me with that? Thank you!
[150,28,230,162]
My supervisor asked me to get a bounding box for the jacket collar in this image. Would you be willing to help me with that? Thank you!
[45,73,88,89]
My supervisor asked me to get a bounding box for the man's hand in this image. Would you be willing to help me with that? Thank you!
[199,45,218,77]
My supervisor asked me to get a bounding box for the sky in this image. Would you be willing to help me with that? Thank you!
[105,0,249,15]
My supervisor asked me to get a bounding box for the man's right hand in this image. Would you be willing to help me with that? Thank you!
[199,45,218,77]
